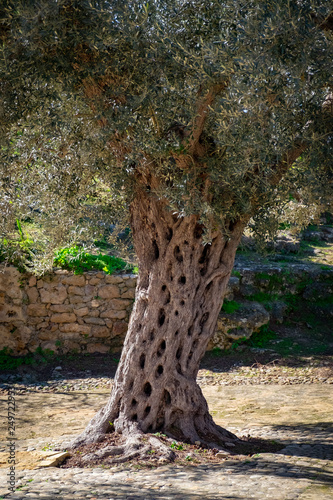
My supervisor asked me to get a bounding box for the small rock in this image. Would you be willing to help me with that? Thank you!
[54,366,62,371]
[224,442,236,447]
[216,450,229,457]
[37,451,70,468]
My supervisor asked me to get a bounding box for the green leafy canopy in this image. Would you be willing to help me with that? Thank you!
[0,1,332,270]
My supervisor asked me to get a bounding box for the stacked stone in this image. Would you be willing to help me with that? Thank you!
[0,267,136,355]
[1,262,332,356]
[0,267,30,354]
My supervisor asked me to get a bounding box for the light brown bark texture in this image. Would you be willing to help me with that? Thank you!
[73,191,244,451]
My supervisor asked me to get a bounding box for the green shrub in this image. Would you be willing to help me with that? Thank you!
[53,245,138,275]
[0,220,35,271]
[221,299,241,314]
[245,324,276,347]
[0,346,56,371]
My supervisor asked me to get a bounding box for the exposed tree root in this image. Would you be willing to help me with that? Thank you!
[63,427,284,469]
[68,416,241,467]
[78,431,175,465]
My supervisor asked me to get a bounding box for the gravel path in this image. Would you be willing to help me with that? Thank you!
[1,375,333,499]
[1,453,332,500]
[1,360,332,394]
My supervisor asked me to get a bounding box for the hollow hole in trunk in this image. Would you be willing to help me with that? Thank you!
[175,330,179,336]
[176,362,182,374]
[156,365,164,377]
[156,418,165,431]
[200,266,208,276]
[157,339,166,357]
[166,227,173,241]
[180,300,185,306]
[138,323,142,331]
[175,310,179,316]
[131,414,138,422]
[165,291,171,305]
[188,325,193,336]
[131,398,137,407]
[128,380,134,391]
[206,281,213,292]
[199,244,210,264]
[163,389,172,406]
[176,346,182,359]
[179,276,186,285]
[152,239,159,260]
[158,309,165,327]
[143,382,152,397]
[167,263,173,281]
[192,339,198,350]
[184,240,189,245]
[144,406,151,417]
[187,352,193,367]
[139,353,145,369]
[174,245,183,262]
[199,312,209,327]
[194,224,204,239]
[161,285,167,291]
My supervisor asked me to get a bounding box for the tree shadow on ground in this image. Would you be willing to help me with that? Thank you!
[1,479,243,500]
[5,451,333,499]
[182,458,333,487]
[270,422,333,459]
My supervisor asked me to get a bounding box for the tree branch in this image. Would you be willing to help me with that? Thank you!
[311,11,333,32]
[188,82,228,156]
[268,141,308,187]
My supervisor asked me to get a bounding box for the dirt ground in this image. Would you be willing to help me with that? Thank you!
[1,382,332,470]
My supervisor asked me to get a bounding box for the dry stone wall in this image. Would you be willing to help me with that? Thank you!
[0,266,136,355]
[1,263,331,356]
[0,266,246,356]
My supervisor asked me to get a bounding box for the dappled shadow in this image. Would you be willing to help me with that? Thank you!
[234,241,333,267]
[200,349,333,374]
[1,476,244,500]
[271,422,333,460]
[181,458,333,487]
[2,449,332,499]
[0,390,108,445]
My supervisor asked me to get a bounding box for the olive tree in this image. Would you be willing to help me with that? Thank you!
[1,0,332,461]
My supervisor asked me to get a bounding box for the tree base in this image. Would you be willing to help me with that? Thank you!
[63,428,284,468]
[67,417,240,466]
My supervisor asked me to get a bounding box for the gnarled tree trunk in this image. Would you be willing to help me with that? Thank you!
[73,190,245,458]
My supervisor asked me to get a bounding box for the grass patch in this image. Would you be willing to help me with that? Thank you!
[254,272,289,290]
[247,291,280,311]
[221,299,241,314]
[0,347,57,371]
[245,324,277,348]
[54,245,138,275]
[248,291,279,303]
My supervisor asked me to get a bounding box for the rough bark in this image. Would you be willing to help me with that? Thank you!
[72,190,245,460]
